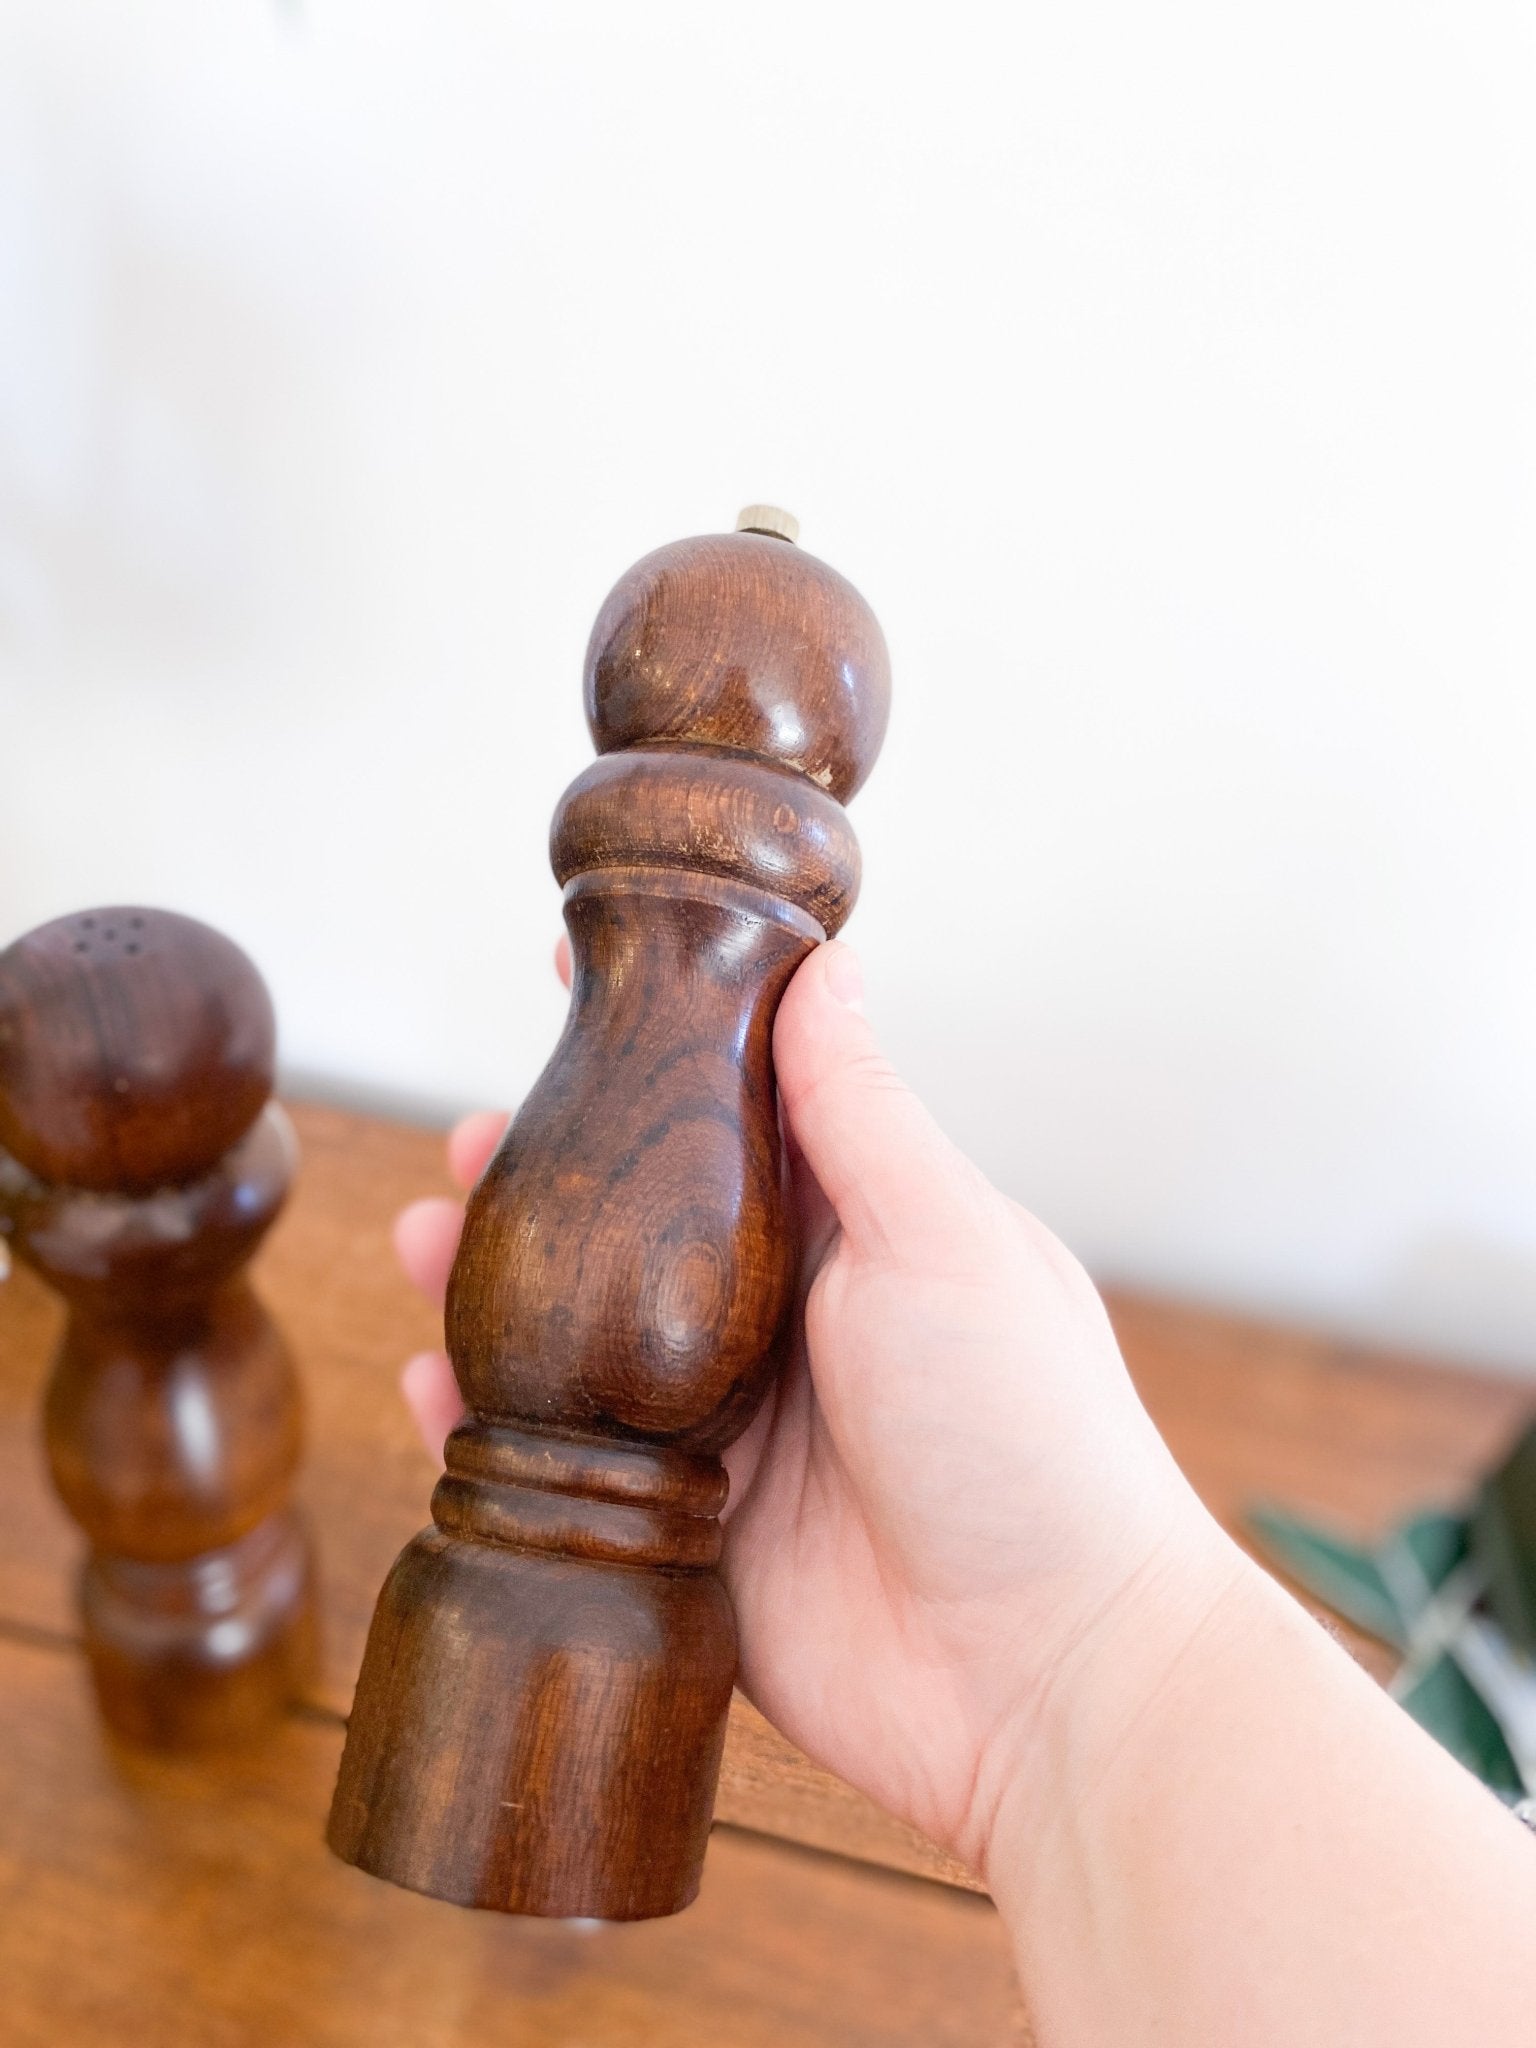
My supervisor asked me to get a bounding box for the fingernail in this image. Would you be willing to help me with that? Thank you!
[823,943,864,1011]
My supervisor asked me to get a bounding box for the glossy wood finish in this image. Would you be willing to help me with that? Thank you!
[0,909,275,1193]
[0,1635,1024,2048]
[0,1114,1527,2048]
[0,1102,981,1891]
[330,529,891,1918]
[0,908,312,1745]
[2,1101,1530,1885]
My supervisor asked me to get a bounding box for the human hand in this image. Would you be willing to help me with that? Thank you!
[394,937,1239,1875]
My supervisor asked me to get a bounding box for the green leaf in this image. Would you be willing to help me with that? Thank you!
[1389,1509,1470,1598]
[1395,1652,1527,1801]
[1472,1422,1536,1656]
[1247,1504,1407,1646]
[1250,1493,1531,1802]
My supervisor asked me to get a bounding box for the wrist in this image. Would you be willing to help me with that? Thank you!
[971,1503,1261,1891]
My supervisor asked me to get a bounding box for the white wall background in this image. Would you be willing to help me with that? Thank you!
[2,2,1534,1371]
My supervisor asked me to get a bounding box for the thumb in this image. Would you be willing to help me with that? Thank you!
[773,942,991,1262]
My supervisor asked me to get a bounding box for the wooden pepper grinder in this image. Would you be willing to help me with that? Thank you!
[329,509,890,1918]
[0,908,313,1746]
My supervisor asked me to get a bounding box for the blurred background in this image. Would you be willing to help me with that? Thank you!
[1,1,1532,1371]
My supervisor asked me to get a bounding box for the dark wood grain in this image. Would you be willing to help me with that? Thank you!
[0,1154,1525,2048]
[330,524,892,1917]
[584,531,890,800]
[0,908,313,1746]
[0,1634,1028,2048]
[2,1099,1530,1886]
[0,1102,986,1889]
[0,907,275,1193]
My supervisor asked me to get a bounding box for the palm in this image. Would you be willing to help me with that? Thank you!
[718,1190,993,1854]
[394,942,1194,1872]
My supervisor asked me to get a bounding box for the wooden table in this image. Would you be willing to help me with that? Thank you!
[1,1102,1529,2045]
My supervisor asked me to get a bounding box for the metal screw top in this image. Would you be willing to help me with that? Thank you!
[735,505,800,545]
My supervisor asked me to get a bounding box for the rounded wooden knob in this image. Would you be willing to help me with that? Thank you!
[584,529,891,802]
[0,907,275,1193]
